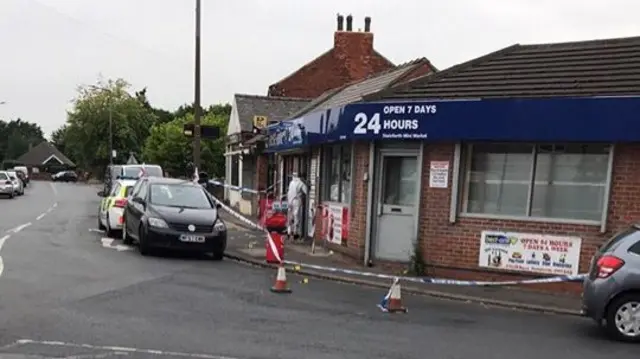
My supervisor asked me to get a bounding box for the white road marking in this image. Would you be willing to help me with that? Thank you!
[0,235,9,251]
[36,213,46,220]
[53,202,58,208]
[12,339,243,359]
[100,238,134,252]
[8,222,32,234]
[50,181,58,196]
[63,351,129,358]
[0,256,4,278]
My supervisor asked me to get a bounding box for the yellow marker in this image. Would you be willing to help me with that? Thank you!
[302,278,309,284]
[294,265,301,271]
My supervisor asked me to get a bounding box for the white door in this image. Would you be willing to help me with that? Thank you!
[374,152,420,261]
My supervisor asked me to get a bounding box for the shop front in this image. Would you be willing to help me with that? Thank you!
[266,96,640,284]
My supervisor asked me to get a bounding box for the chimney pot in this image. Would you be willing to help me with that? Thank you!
[346,14,353,31]
[337,14,344,31]
[364,16,371,32]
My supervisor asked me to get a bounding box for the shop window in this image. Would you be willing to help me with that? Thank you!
[462,143,610,222]
[323,144,352,204]
[231,155,240,186]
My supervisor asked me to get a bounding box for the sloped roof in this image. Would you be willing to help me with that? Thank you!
[16,141,75,166]
[290,58,435,118]
[234,94,310,132]
[372,36,640,100]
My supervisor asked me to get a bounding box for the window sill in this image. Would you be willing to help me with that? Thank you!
[458,212,601,226]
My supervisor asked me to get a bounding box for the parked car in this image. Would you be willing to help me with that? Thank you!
[6,170,24,196]
[102,164,163,198]
[0,171,15,199]
[582,225,640,342]
[14,170,27,188]
[13,166,29,186]
[121,177,225,258]
[52,171,78,182]
[97,179,137,237]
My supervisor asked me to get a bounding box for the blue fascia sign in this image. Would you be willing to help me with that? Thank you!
[265,96,640,152]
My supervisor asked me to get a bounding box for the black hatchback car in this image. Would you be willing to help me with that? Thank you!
[121,177,226,259]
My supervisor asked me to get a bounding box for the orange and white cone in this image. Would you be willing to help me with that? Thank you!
[270,264,292,293]
[378,278,407,313]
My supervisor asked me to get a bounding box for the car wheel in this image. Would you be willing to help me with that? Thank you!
[121,217,133,244]
[211,250,224,261]
[605,293,640,342]
[138,225,150,256]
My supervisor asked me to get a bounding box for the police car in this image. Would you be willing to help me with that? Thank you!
[97,179,138,237]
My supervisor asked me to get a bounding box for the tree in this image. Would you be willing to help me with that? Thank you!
[143,112,227,178]
[50,124,69,158]
[64,78,157,172]
[0,118,45,161]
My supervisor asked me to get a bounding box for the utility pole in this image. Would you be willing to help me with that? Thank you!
[193,0,202,170]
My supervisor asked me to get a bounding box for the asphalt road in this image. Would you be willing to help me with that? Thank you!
[0,181,637,359]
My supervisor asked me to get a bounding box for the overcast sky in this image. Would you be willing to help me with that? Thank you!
[1,0,639,138]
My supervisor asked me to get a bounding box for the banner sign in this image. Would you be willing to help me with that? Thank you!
[265,96,640,152]
[478,231,582,276]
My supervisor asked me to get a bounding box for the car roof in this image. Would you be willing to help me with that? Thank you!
[146,177,199,186]
[115,179,138,186]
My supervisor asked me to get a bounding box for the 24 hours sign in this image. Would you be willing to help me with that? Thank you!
[478,231,582,276]
[352,104,436,139]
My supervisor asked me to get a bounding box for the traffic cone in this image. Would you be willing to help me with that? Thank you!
[270,265,291,293]
[378,279,407,313]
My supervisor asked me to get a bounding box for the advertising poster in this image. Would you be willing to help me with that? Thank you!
[429,161,449,188]
[478,231,582,276]
[322,203,349,245]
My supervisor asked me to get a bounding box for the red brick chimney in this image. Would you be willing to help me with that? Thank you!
[333,14,376,81]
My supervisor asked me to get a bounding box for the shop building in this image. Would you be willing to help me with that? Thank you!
[225,14,398,215]
[266,36,640,292]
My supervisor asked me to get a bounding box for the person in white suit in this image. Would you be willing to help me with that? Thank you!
[286,172,308,239]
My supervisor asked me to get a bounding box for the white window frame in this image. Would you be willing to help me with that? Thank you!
[458,142,614,227]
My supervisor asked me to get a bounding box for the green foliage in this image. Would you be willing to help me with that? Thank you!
[143,112,227,178]
[0,118,45,161]
[63,78,157,172]
[408,240,427,276]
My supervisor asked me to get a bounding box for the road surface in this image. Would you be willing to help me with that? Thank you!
[0,181,636,358]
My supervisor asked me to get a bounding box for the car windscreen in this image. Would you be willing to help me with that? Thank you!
[149,184,213,209]
[123,166,163,178]
[0,173,7,180]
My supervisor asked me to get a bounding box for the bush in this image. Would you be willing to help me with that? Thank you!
[408,239,427,276]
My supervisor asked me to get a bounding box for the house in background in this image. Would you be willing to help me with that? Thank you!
[16,141,75,175]
[225,14,399,215]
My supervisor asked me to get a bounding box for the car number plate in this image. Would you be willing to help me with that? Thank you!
[179,235,205,243]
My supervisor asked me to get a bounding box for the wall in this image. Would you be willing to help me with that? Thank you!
[414,143,640,293]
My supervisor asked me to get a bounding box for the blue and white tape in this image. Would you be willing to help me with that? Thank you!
[284,260,586,286]
[212,189,587,287]
[208,180,279,195]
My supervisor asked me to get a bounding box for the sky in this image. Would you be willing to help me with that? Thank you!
[1,0,639,138]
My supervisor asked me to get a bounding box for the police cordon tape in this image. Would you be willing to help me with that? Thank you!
[209,190,588,287]
[208,180,279,195]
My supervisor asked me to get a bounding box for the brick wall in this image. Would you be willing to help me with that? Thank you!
[268,27,395,99]
[414,142,640,293]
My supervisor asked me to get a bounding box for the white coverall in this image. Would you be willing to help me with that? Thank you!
[286,173,308,237]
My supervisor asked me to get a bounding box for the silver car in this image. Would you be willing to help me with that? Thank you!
[0,171,15,198]
[6,170,24,196]
[582,226,640,342]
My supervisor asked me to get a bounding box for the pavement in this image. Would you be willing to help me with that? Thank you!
[0,181,636,359]
[218,211,584,316]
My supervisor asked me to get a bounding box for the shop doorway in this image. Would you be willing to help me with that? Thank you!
[372,147,421,262]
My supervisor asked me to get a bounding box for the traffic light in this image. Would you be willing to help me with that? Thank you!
[183,124,220,139]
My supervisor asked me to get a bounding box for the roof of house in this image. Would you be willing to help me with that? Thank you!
[16,141,75,166]
[234,94,310,132]
[289,58,435,118]
[371,36,640,100]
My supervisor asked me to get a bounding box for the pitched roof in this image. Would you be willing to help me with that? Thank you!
[290,58,435,118]
[372,36,640,100]
[233,94,310,132]
[16,141,75,166]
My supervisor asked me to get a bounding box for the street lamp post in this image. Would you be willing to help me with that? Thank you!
[193,0,202,170]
